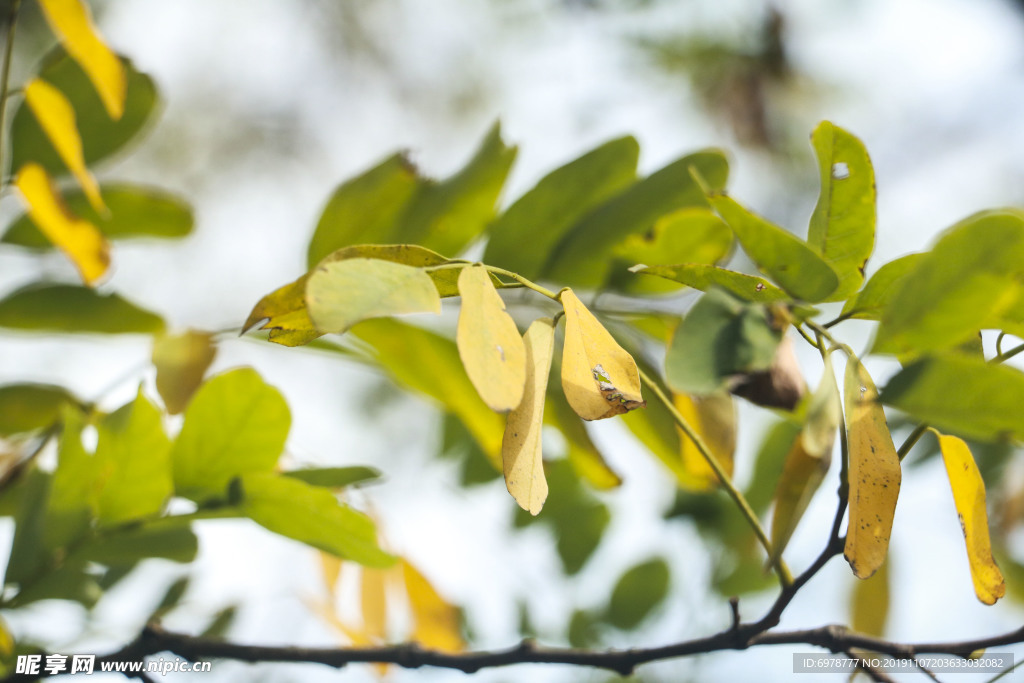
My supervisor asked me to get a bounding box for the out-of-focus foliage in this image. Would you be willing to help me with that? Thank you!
[4,1,1024,678]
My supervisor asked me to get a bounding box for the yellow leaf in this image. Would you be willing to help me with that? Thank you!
[402,560,464,653]
[319,550,342,602]
[851,557,890,637]
[502,318,554,514]
[14,163,109,286]
[771,435,830,560]
[934,431,1005,605]
[38,0,126,119]
[306,258,441,334]
[152,330,217,414]
[843,357,901,579]
[456,265,526,412]
[23,78,106,214]
[243,276,321,347]
[560,288,645,420]
[361,567,390,642]
[675,392,736,490]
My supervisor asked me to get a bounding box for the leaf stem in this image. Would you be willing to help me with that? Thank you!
[0,0,20,179]
[896,423,928,461]
[991,340,1024,364]
[482,265,560,300]
[636,366,793,587]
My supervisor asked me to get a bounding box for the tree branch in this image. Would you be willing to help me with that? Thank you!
[4,615,1021,682]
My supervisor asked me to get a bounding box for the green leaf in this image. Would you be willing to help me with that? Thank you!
[873,210,1024,355]
[439,412,501,486]
[10,50,158,176]
[0,383,77,435]
[8,564,101,608]
[665,288,782,395]
[200,606,238,640]
[567,609,602,648]
[611,208,734,294]
[484,136,639,280]
[76,522,198,564]
[630,263,788,303]
[238,472,394,568]
[879,354,1024,442]
[305,258,442,334]
[746,419,803,515]
[43,409,95,551]
[392,122,517,256]
[514,460,609,574]
[354,318,505,470]
[709,194,839,302]
[3,184,193,248]
[807,121,876,299]
[317,244,487,298]
[0,283,165,334]
[283,466,382,489]
[149,576,190,621]
[5,468,51,586]
[544,149,729,288]
[839,254,924,321]
[307,154,422,267]
[94,389,172,526]
[171,368,291,501]
[605,558,671,630]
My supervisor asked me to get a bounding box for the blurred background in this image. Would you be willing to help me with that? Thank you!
[3,0,1024,680]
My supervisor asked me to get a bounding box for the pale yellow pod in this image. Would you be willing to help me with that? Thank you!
[502,318,555,515]
[843,357,902,579]
[560,288,644,421]
[456,265,526,412]
[14,163,109,286]
[935,432,1005,605]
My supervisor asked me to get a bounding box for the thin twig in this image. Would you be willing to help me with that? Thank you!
[636,365,793,587]
[0,0,20,176]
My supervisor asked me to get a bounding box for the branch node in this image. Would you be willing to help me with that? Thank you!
[728,597,741,631]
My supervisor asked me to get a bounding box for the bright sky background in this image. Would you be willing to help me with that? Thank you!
[3,0,1024,681]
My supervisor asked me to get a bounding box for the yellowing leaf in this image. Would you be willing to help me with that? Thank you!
[243,277,320,347]
[361,567,390,642]
[38,0,126,119]
[674,392,736,491]
[403,560,464,653]
[502,318,555,514]
[14,163,109,285]
[152,330,217,414]
[800,354,841,457]
[771,435,830,561]
[851,557,890,637]
[843,357,901,579]
[306,258,441,334]
[934,431,1005,605]
[771,360,839,560]
[560,288,644,420]
[456,265,526,412]
[319,550,342,601]
[23,78,106,213]
[545,391,622,490]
